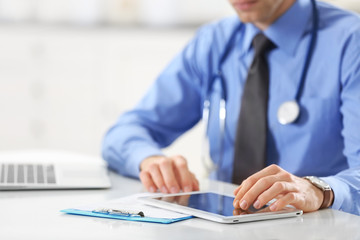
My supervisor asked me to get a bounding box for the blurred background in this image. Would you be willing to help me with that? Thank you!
[0,0,359,178]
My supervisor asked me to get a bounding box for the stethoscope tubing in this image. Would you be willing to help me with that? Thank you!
[296,0,319,101]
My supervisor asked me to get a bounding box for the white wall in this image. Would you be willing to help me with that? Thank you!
[0,0,358,26]
[0,25,208,177]
[324,0,360,13]
[0,0,233,179]
[0,0,233,26]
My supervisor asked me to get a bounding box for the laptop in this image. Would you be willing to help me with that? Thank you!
[0,150,111,190]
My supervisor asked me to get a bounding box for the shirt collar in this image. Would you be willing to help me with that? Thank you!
[237,23,260,57]
[239,0,312,57]
[265,0,313,56]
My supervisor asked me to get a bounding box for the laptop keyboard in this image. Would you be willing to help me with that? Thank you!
[0,163,56,185]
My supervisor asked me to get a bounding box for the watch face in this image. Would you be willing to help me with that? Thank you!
[306,176,331,190]
[314,178,322,184]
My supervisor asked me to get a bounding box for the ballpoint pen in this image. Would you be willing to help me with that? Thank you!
[92,208,145,217]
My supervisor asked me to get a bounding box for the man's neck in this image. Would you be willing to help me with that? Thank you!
[254,0,296,31]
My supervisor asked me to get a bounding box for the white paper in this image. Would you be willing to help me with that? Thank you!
[74,193,190,219]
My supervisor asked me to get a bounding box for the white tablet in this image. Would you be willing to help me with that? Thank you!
[139,191,303,224]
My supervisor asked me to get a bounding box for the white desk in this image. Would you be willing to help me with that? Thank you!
[1,171,359,240]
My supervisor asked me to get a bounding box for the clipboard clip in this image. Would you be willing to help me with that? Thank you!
[92,208,145,217]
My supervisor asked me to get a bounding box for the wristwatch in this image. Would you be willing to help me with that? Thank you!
[303,176,334,209]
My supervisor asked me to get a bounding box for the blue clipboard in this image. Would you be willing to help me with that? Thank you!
[61,208,193,224]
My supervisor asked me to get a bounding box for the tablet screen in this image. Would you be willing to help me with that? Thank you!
[153,192,270,217]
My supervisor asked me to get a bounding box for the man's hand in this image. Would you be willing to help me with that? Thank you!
[139,155,199,193]
[233,164,325,213]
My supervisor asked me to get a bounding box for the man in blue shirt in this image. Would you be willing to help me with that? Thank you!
[102,0,360,215]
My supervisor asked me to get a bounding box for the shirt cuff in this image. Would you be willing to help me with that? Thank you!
[125,145,164,178]
[320,176,349,211]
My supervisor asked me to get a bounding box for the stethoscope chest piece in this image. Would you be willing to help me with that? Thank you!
[277,100,300,125]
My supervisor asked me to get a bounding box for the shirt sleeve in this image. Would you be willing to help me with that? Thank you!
[321,27,360,215]
[102,26,215,178]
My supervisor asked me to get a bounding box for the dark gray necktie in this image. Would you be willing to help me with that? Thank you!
[232,33,275,184]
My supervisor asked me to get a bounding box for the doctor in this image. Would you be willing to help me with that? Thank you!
[102,0,360,215]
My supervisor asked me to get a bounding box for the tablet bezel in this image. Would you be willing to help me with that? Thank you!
[138,191,303,223]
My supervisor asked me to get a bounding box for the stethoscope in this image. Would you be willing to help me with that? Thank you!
[201,0,319,176]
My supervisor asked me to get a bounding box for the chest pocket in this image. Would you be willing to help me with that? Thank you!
[277,96,342,167]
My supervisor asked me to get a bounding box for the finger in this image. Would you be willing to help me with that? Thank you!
[159,158,180,193]
[250,164,283,181]
[163,196,176,203]
[233,165,286,208]
[233,208,246,216]
[139,171,157,193]
[233,208,241,216]
[233,177,257,209]
[235,175,279,209]
[173,156,193,192]
[234,179,270,210]
[274,193,285,199]
[148,163,168,193]
[190,172,200,191]
[193,175,200,191]
[233,185,241,196]
[253,205,272,213]
[177,194,190,206]
[269,192,298,212]
[233,175,270,209]
[254,181,298,209]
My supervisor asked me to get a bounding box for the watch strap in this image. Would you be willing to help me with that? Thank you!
[303,176,333,209]
[321,187,332,209]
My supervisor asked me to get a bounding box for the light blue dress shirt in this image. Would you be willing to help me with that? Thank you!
[102,0,360,215]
